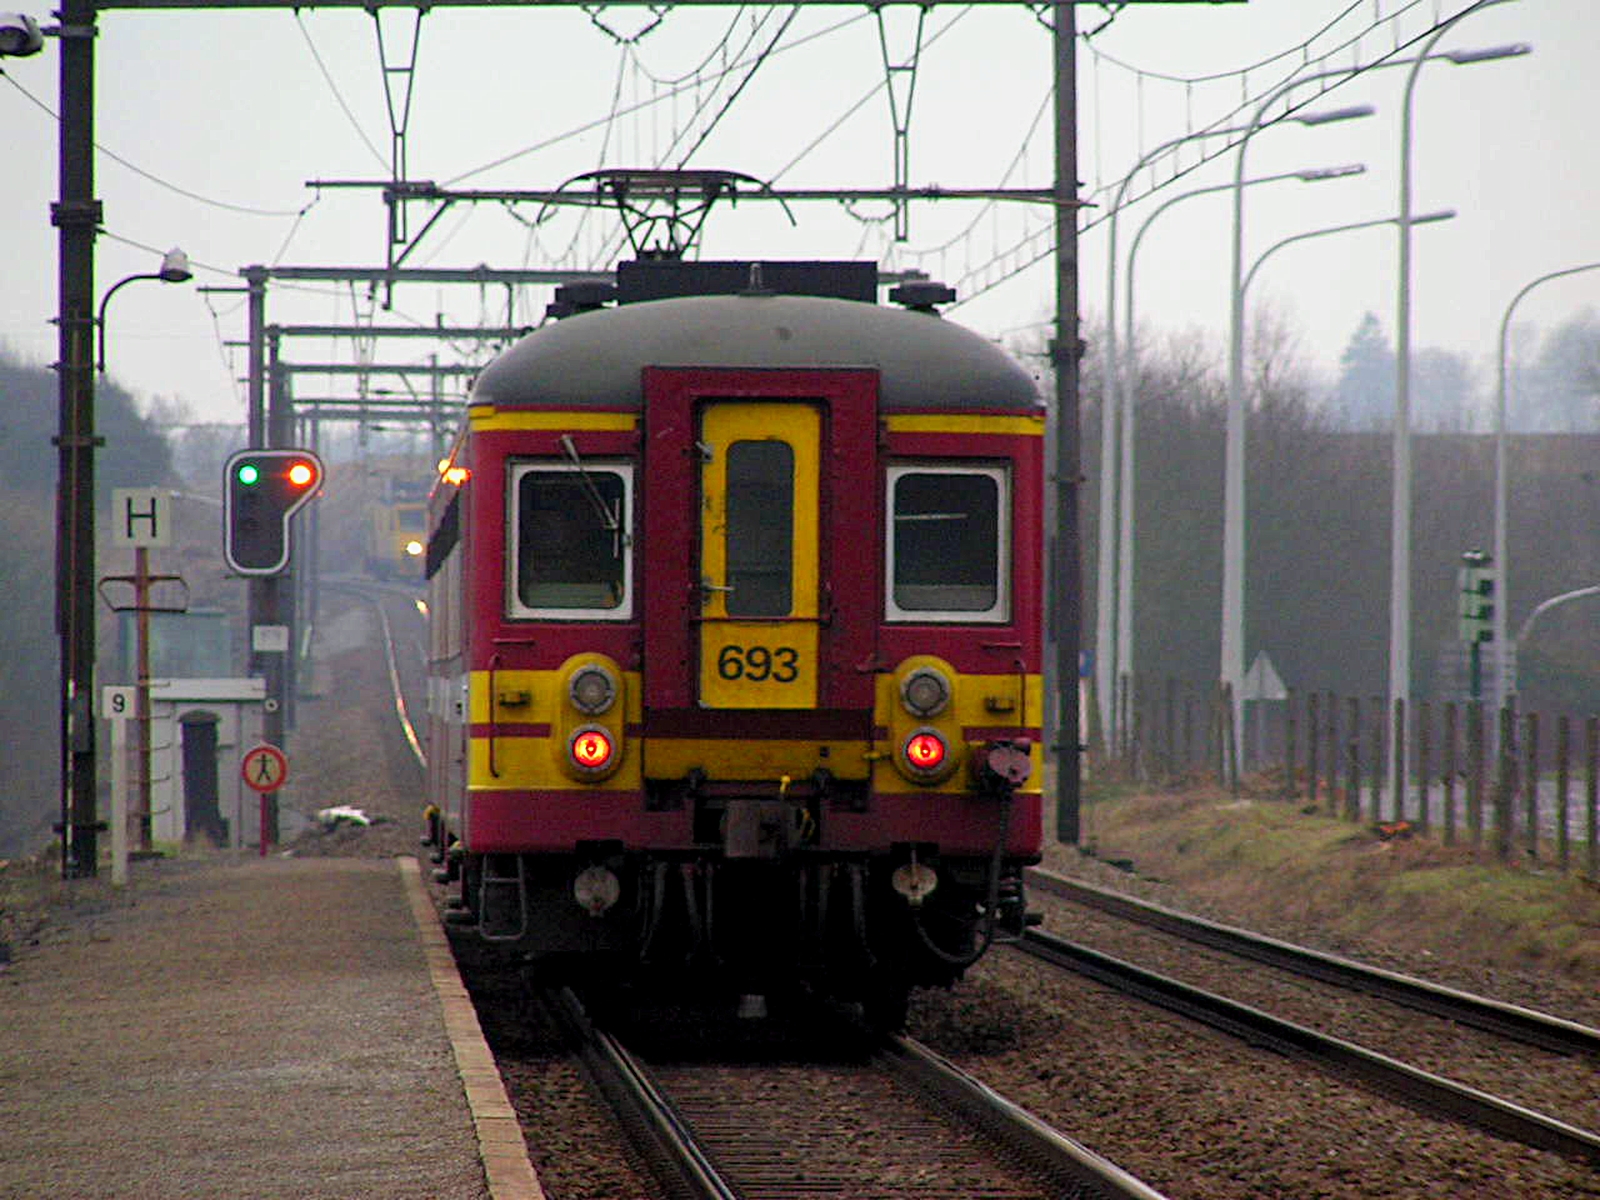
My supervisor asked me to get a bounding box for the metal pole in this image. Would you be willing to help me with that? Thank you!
[1052,0,1081,842]
[1390,0,1521,802]
[1495,264,1600,715]
[1099,118,1257,749]
[1224,76,1375,749]
[53,0,101,878]
[134,545,153,852]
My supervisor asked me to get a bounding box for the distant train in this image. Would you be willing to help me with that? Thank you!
[423,260,1045,1024]
[365,475,429,579]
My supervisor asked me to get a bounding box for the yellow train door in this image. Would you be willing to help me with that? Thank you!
[696,401,820,709]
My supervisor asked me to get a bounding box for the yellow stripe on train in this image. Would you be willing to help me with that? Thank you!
[883,413,1045,436]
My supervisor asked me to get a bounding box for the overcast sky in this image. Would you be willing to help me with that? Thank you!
[0,0,1593,434]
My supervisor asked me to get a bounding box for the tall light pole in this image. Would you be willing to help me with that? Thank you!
[1224,74,1375,740]
[1097,118,1256,750]
[1116,164,1366,726]
[1391,12,1529,800]
[1099,109,1364,750]
[1494,261,1600,713]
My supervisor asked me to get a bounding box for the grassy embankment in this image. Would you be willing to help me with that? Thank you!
[1051,781,1600,982]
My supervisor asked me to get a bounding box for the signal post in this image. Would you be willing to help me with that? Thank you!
[224,448,323,843]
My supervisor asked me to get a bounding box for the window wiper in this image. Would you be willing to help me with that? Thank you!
[559,434,627,555]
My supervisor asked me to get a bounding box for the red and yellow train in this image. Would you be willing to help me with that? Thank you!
[425,261,1044,1022]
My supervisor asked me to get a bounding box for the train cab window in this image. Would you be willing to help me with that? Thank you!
[508,463,633,619]
[886,465,1009,622]
[725,440,794,617]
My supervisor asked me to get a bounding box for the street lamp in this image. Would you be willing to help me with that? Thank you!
[1493,261,1600,713]
[96,247,192,373]
[1223,76,1377,749]
[1241,209,1455,298]
[1114,164,1366,734]
[1390,10,1529,800]
[1096,119,1254,748]
[1098,109,1367,749]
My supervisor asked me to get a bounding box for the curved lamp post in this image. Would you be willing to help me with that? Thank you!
[96,247,192,374]
[1493,261,1600,712]
[1389,6,1529,799]
[1224,71,1379,745]
[1098,105,1371,750]
[1224,32,1527,756]
[1241,209,1455,298]
[1114,164,1366,732]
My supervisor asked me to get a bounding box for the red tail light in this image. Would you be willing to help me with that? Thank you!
[570,726,615,773]
[904,730,947,773]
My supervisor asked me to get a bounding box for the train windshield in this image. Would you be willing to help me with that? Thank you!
[886,465,1009,622]
[509,463,632,617]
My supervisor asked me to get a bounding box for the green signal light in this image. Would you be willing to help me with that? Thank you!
[237,464,260,486]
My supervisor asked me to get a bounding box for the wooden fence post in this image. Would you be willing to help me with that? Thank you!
[1587,715,1598,881]
[1223,682,1239,796]
[1345,696,1362,823]
[1392,698,1406,823]
[1443,702,1457,846]
[1285,688,1297,800]
[1524,711,1540,862]
[1496,706,1516,862]
[1369,696,1384,823]
[1557,715,1570,872]
[1307,692,1321,811]
[1417,700,1431,833]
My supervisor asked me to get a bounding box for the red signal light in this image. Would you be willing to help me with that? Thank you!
[570,727,615,773]
[287,461,316,488]
[904,731,947,773]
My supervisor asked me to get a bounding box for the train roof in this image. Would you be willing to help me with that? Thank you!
[470,292,1041,412]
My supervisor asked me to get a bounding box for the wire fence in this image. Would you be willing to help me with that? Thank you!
[1095,676,1600,881]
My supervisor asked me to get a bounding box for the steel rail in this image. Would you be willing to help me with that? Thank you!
[881,1034,1174,1200]
[1026,867,1600,1058]
[323,579,427,771]
[1017,928,1600,1166]
[536,989,739,1200]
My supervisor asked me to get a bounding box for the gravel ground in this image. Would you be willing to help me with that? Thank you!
[908,949,1600,1199]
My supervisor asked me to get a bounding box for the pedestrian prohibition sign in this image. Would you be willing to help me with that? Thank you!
[241,743,289,793]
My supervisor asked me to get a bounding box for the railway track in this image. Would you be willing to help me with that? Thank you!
[321,576,428,776]
[536,987,1171,1200]
[1028,867,1600,1056]
[1018,868,1600,1167]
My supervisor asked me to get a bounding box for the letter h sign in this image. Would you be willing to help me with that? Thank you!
[112,488,172,548]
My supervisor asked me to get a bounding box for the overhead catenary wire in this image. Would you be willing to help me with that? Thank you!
[2,70,309,218]
[294,10,389,173]
[442,8,868,188]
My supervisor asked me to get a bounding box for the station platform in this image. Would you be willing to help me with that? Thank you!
[0,855,544,1200]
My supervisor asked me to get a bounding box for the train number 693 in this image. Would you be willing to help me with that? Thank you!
[716,643,800,683]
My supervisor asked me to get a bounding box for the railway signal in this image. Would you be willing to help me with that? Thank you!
[223,449,324,575]
[1458,551,1496,645]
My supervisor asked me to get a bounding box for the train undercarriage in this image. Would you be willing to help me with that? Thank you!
[432,831,1036,1028]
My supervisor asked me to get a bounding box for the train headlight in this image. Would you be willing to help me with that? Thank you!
[902,728,950,777]
[568,664,618,715]
[900,667,952,718]
[404,539,424,557]
[569,725,616,774]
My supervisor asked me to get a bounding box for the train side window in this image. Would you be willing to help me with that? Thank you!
[508,462,633,619]
[885,465,1009,622]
